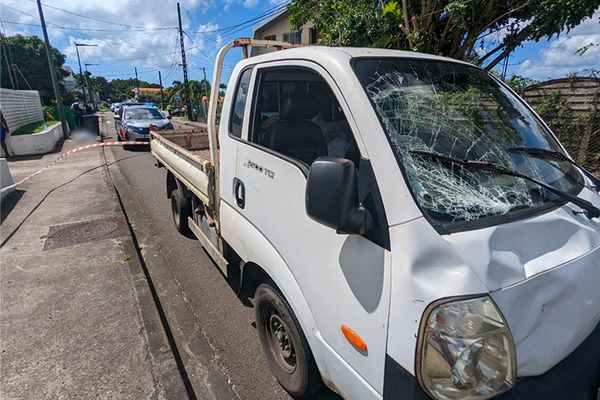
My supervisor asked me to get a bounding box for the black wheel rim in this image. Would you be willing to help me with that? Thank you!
[264,306,296,374]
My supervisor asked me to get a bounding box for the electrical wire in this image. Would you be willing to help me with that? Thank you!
[28,0,175,30]
[186,2,289,34]
[0,19,177,32]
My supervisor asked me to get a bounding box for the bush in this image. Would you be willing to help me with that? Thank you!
[43,105,56,121]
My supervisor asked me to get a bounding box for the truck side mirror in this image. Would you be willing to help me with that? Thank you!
[306,157,371,235]
[114,114,121,120]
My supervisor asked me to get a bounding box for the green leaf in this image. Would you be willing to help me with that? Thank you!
[382,1,403,19]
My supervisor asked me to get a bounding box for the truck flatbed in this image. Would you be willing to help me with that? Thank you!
[150,127,213,206]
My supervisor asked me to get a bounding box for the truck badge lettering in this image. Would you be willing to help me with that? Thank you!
[243,159,274,179]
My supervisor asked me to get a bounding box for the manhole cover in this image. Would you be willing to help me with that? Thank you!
[43,217,127,250]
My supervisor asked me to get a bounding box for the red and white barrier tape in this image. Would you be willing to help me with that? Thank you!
[1,141,147,194]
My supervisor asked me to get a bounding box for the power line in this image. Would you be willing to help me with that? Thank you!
[28,0,175,30]
[189,4,292,49]
[186,2,288,34]
[0,19,177,32]
[0,4,181,60]
[182,31,214,63]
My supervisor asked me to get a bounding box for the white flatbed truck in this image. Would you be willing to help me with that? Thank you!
[151,38,600,400]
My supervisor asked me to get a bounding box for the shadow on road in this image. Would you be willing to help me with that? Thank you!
[0,189,25,223]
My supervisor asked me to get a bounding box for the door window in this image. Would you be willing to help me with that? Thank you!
[229,68,253,138]
[249,67,360,167]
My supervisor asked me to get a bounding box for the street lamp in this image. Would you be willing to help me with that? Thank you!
[74,42,96,103]
[84,63,99,109]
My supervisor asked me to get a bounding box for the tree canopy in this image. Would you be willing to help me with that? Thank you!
[289,0,600,70]
[106,78,158,101]
[0,34,68,104]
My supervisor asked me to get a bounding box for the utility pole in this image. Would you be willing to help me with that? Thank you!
[158,70,165,110]
[1,34,15,89]
[134,67,139,100]
[201,66,208,118]
[85,63,99,110]
[75,45,86,102]
[177,2,193,121]
[36,0,68,138]
[74,43,96,103]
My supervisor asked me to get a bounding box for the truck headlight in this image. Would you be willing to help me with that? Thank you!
[126,126,135,134]
[416,296,516,399]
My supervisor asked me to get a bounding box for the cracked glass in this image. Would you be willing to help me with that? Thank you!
[354,59,583,229]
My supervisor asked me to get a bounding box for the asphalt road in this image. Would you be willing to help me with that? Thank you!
[103,114,340,400]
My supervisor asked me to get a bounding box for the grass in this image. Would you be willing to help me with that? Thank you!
[12,120,59,136]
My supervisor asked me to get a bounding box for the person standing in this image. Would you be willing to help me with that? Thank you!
[0,109,11,158]
[71,98,86,127]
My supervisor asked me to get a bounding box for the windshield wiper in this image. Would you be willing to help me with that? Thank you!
[508,147,600,191]
[409,150,600,219]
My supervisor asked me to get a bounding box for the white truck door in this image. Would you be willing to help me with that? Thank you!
[232,61,391,394]
[218,67,253,253]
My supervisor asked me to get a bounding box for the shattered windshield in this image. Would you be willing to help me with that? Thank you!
[354,59,583,229]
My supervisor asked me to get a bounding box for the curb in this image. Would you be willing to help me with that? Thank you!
[104,147,240,400]
[99,147,191,399]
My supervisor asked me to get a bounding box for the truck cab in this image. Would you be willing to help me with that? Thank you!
[153,41,600,399]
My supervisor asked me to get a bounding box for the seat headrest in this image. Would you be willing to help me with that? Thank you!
[279,93,319,121]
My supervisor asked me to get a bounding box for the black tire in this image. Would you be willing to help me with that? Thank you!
[255,282,323,398]
[171,189,191,234]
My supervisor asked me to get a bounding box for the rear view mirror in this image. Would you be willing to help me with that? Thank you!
[306,157,371,234]
[167,115,172,119]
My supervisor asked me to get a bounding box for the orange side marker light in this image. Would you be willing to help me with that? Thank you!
[341,324,368,354]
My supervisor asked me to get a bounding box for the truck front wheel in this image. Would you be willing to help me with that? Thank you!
[171,189,191,233]
[255,283,323,398]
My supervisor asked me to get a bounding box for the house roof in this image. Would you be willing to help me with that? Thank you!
[252,8,288,39]
[132,87,162,93]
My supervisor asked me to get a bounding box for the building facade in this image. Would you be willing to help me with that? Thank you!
[62,66,76,92]
[251,9,316,56]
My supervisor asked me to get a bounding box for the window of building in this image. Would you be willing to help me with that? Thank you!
[309,28,318,45]
[264,34,276,41]
[282,31,302,45]
[229,68,253,138]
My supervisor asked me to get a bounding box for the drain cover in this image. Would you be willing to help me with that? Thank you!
[43,217,127,250]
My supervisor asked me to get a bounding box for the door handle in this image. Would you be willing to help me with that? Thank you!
[233,178,245,209]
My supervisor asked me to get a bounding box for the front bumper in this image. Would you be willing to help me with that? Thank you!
[126,129,150,141]
[383,322,600,400]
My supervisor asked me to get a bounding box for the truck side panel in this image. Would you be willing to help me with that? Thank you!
[222,199,381,399]
[150,132,211,205]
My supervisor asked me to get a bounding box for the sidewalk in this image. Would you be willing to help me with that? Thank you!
[0,140,187,399]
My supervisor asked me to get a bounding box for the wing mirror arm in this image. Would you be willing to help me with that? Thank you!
[338,204,373,235]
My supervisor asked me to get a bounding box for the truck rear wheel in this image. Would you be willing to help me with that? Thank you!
[171,189,191,233]
[254,283,323,398]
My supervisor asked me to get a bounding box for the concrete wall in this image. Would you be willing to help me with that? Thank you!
[0,88,44,131]
[0,158,15,201]
[8,123,63,156]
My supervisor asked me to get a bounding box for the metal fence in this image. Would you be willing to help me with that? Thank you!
[0,88,44,131]
[522,77,600,175]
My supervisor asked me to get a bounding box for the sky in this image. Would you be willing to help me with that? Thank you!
[0,0,288,88]
[0,1,598,90]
